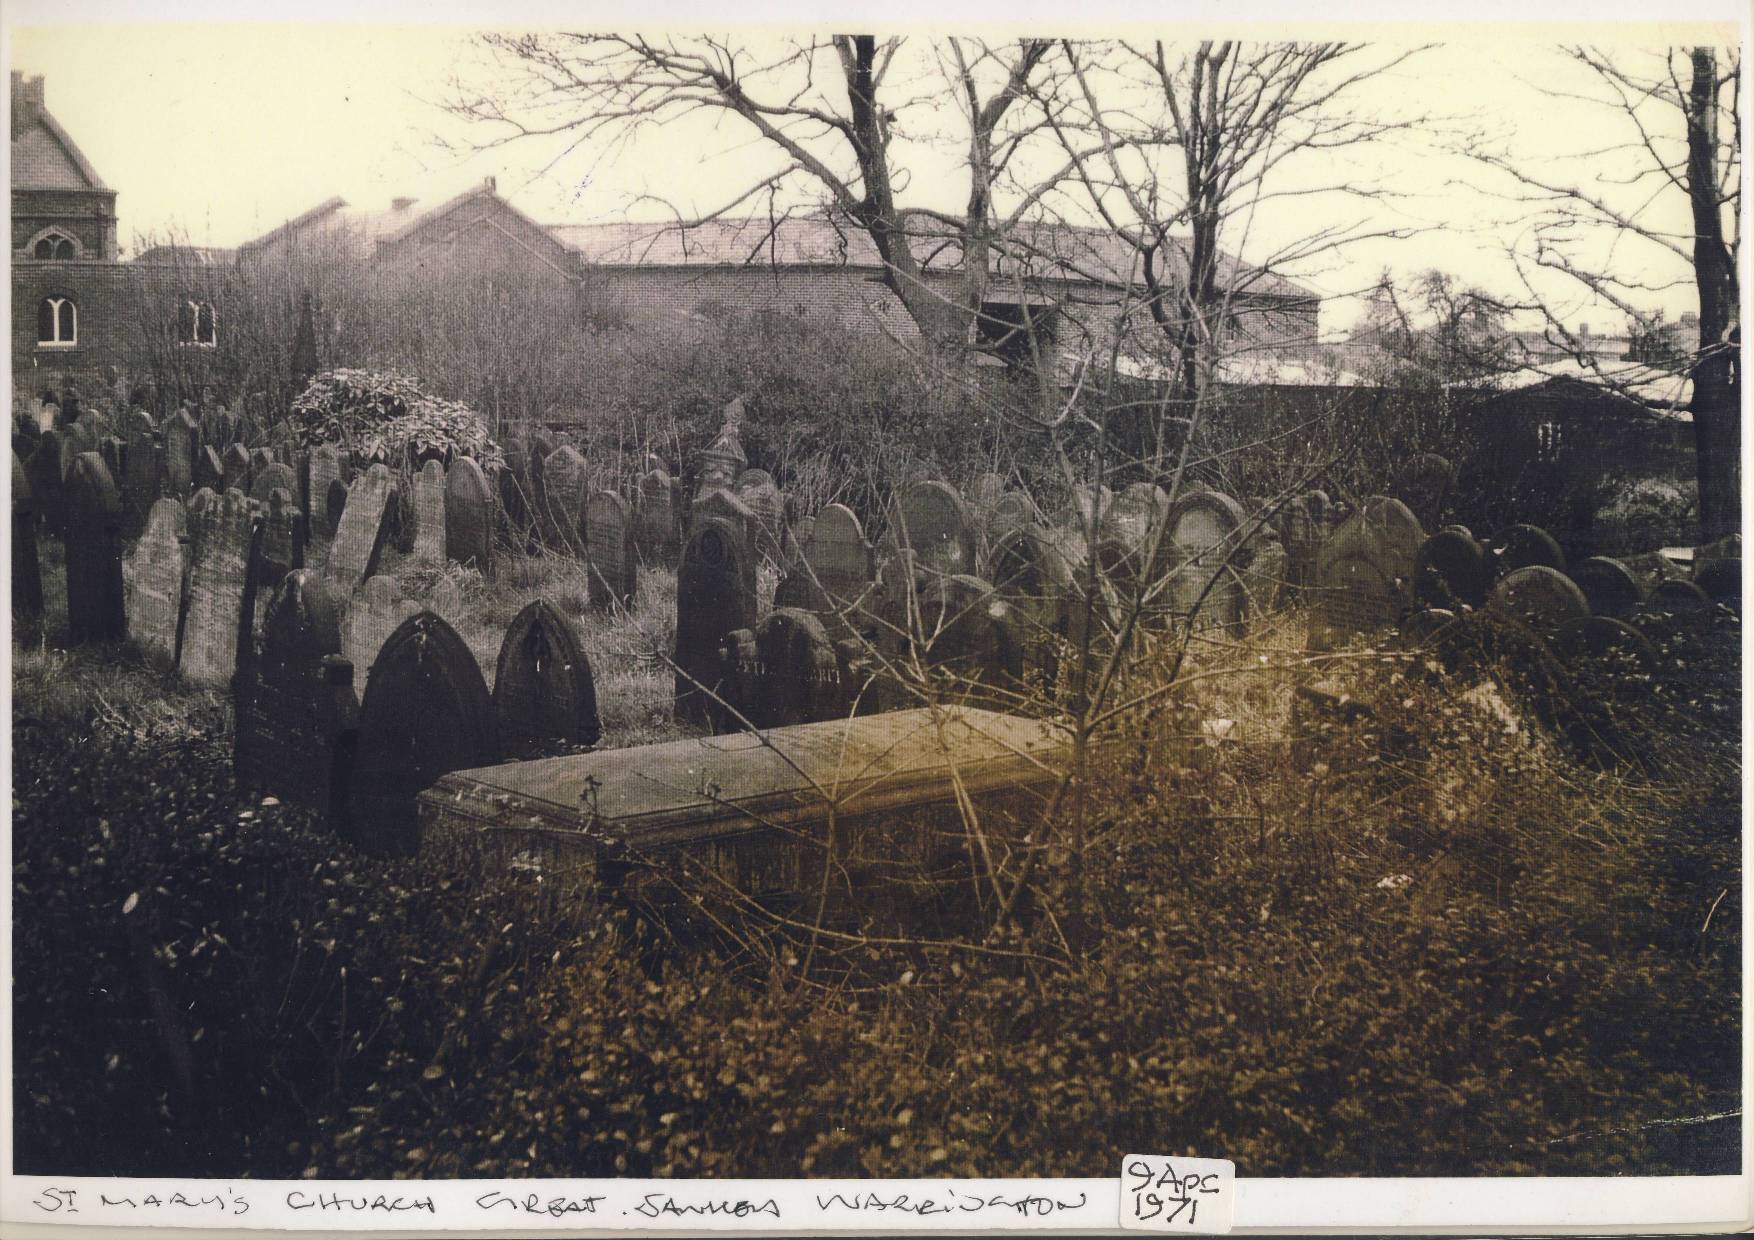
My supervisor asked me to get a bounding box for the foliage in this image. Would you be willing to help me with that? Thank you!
[287,368,504,472]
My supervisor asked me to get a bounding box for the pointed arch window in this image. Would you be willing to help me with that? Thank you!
[37,297,77,347]
[29,230,79,260]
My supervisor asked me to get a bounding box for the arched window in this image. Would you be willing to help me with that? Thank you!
[30,230,79,261]
[176,299,218,347]
[37,297,77,346]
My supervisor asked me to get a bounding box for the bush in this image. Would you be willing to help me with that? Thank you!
[287,368,504,473]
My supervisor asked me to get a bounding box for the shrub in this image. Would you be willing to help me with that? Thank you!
[287,368,504,473]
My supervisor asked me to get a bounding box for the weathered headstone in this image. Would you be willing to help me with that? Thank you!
[98,437,124,492]
[349,610,497,855]
[1487,565,1591,637]
[1694,557,1740,609]
[1060,482,1114,537]
[1648,578,1712,615]
[1158,488,1251,633]
[323,478,349,539]
[694,414,747,500]
[250,461,298,508]
[1308,497,1425,650]
[180,488,255,685]
[1111,483,1170,557]
[634,468,681,564]
[307,445,344,536]
[63,453,128,644]
[675,515,758,726]
[1392,452,1455,529]
[254,489,306,595]
[248,447,276,487]
[163,410,199,500]
[541,445,589,554]
[1489,523,1567,577]
[1569,556,1646,619]
[26,431,67,538]
[195,444,225,497]
[343,575,420,686]
[492,599,602,759]
[716,608,843,732]
[122,497,188,664]
[691,485,758,550]
[1280,490,1331,590]
[1555,615,1659,675]
[733,469,786,563]
[12,453,43,634]
[890,480,977,578]
[401,458,444,561]
[585,490,637,608]
[324,465,395,595]
[1413,528,1490,609]
[445,456,494,576]
[775,503,874,639]
[120,410,158,524]
[234,570,355,821]
[894,573,1024,709]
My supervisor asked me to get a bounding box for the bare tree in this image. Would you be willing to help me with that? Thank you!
[1466,45,1741,542]
[449,34,1078,353]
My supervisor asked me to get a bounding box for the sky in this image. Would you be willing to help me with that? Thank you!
[7,7,1740,335]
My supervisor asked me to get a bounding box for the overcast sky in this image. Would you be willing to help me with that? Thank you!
[8,6,1740,335]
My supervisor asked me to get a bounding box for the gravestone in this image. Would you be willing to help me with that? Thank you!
[493,599,602,759]
[180,489,255,686]
[965,472,1006,512]
[12,453,43,634]
[63,453,128,644]
[694,415,747,500]
[775,503,874,640]
[324,465,395,595]
[234,570,355,822]
[986,491,1038,549]
[1555,616,1659,676]
[1489,523,1567,577]
[122,497,188,664]
[891,480,977,578]
[98,438,124,494]
[1279,490,1330,590]
[1569,556,1645,619]
[1694,557,1740,609]
[1111,483,1170,558]
[1487,566,1590,637]
[1061,483,1114,537]
[250,461,298,508]
[120,410,158,525]
[1239,538,1289,618]
[1309,497,1426,650]
[164,411,199,500]
[343,575,421,686]
[324,479,349,539]
[733,469,787,563]
[413,459,447,561]
[445,456,494,576]
[349,611,497,855]
[910,573,1025,708]
[675,515,758,726]
[635,468,681,564]
[1412,528,1490,609]
[194,444,224,497]
[26,431,67,538]
[308,445,344,536]
[541,445,589,554]
[249,447,276,487]
[254,489,306,595]
[1392,452,1454,529]
[716,608,843,732]
[221,443,250,496]
[691,485,758,550]
[1158,489,1250,632]
[1648,578,1712,615]
[584,490,637,608]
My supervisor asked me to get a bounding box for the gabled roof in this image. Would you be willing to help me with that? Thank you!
[11,98,109,193]
[551,212,1315,302]
[236,196,349,254]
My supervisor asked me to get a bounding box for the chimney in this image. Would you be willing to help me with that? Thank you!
[11,72,44,140]
[483,175,496,193]
[391,196,417,212]
[1578,322,1590,339]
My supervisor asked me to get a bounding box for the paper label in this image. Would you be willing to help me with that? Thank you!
[1118,1155,1236,1232]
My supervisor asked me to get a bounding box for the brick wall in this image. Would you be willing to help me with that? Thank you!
[12,189,118,260]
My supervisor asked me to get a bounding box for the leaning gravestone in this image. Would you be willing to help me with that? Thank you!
[343,575,421,687]
[891,480,978,578]
[1489,523,1567,577]
[675,515,758,726]
[1392,452,1455,530]
[1487,565,1590,638]
[64,453,128,644]
[1412,527,1490,610]
[324,465,395,596]
[26,431,67,538]
[248,447,276,487]
[1569,556,1645,619]
[412,459,446,561]
[222,443,250,496]
[584,490,637,608]
[635,468,681,564]
[234,570,354,821]
[733,469,787,564]
[541,445,589,554]
[1555,615,1659,676]
[164,411,199,500]
[445,456,494,577]
[349,610,498,855]
[1648,578,1712,615]
[717,608,843,732]
[194,445,224,497]
[323,479,349,539]
[122,497,188,664]
[12,453,43,635]
[493,599,602,759]
[307,445,344,536]
[180,489,254,685]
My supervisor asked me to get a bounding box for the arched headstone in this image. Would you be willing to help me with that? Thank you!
[445,456,494,576]
[350,611,497,855]
[64,453,128,643]
[1648,578,1712,615]
[891,480,977,578]
[324,465,395,595]
[180,489,254,685]
[250,461,298,508]
[585,490,637,608]
[776,503,874,640]
[1569,556,1645,619]
[675,516,758,726]
[413,458,447,561]
[540,445,588,554]
[1392,452,1454,528]
[634,468,680,564]
[1489,523,1567,577]
[1413,528,1490,609]
[235,570,355,821]
[1487,565,1590,637]
[254,489,306,596]
[1158,488,1250,631]
[1555,615,1659,676]
[716,607,842,732]
[122,497,188,664]
[493,599,602,759]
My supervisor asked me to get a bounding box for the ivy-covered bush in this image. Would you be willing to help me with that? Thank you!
[287,368,504,472]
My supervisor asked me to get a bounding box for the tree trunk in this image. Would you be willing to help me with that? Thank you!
[1686,47,1740,543]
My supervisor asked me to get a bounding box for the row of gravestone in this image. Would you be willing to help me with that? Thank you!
[234,574,603,856]
[497,434,691,575]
